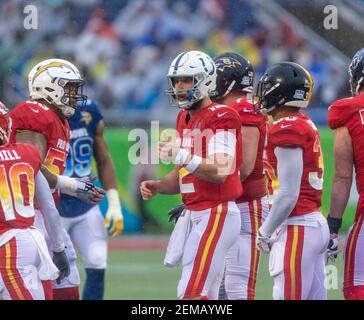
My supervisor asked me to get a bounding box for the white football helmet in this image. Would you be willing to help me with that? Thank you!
[166,50,217,109]
[28,58,86,117]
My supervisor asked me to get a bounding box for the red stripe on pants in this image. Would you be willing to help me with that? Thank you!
[184,203,228,298]
[283,225,304,300]
[247,200,262,300]
[295,226,304,300]
[344,215,364,289]
[0,238,33,300]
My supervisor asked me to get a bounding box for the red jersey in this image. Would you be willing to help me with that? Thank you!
[229,97,267,202]
[176,102,243,210]
[328,94,364,221]
[264,113,323,217]
[0,143,42,234]
[9,100,70,204]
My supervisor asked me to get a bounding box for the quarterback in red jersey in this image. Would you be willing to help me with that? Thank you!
[0,102,69,300]
[327,48,364,300]
[9,58,102,300]
[255,62,329,300]
[140,50,242,299]
[211,52,268,300]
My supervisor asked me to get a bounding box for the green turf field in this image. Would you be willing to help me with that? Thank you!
[78,247,344,300]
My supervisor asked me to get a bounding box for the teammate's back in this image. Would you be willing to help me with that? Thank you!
[0,143,42,233]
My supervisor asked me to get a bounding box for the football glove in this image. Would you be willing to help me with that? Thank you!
[74,176,106,205]
[326,234,342,264]
[52,250,70,285]
[57,175,105,204]
[256,228,271,253]
[167,203,186,224]
[104,189,124,237]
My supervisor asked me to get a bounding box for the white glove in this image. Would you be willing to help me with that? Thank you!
[256,228,271,253]
[104,189,124,237]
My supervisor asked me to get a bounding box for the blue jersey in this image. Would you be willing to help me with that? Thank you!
[57,100,104,218]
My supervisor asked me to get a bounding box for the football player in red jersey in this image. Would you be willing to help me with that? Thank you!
[9,58,103,300]
[140,50,243,299]
[211,52,268,300]
[254,62,330,300]
[327,48,364,300]
[0,102,69,300]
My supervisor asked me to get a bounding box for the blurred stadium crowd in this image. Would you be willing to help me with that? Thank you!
[0,0,353,125]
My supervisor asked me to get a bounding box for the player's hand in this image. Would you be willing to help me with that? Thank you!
[52,250,70,285]
[256,228,271,253]
[168,203,185,224]
[140,180,160,200]
[326,234,342,264]
[158,140,180,163]
[75,176,106,205]
[104,189,124,238]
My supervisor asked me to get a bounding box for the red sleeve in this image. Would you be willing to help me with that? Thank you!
[209,107,241,132]
[269,119,307,148]
[327,100,353,130]
[240,111,266,128]
[10,102,51,135]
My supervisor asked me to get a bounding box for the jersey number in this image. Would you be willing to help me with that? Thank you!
[0,163,35,221]
[308,135,324,190]
[64,137,93,177]
[44,148,67,175]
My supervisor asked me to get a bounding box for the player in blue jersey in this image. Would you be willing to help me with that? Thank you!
[57,99,124,300]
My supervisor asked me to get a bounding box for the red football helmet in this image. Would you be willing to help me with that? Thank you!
[0,101,10,145]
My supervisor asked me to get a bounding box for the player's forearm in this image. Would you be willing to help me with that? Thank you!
[157,169,180,194]
[329,175,352,219]
[97,155,118,191]
[41,165,57,188]
[192,161,229,184]
[240,126,259,181]
[240,162,255,181]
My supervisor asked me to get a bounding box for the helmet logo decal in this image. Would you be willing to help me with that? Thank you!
[172,51,187,75]
[215,57,242,72]
[350,55,360,70]
[293,89,305,100]
[32,62,75,84]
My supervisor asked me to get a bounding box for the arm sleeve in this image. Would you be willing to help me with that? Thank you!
[260,147,303,236]
[35,171,65,252]
[207,130,236,157]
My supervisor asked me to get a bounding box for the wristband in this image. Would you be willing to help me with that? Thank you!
[107,189,121,210]
[185,155,202,173]
[327,216,342,234]
[56,175,77,193]
[174,149,190,165]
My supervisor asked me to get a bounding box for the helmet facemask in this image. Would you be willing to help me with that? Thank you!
[57,79,87,117]
[166,73,206,109]
[253,79,283,115]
